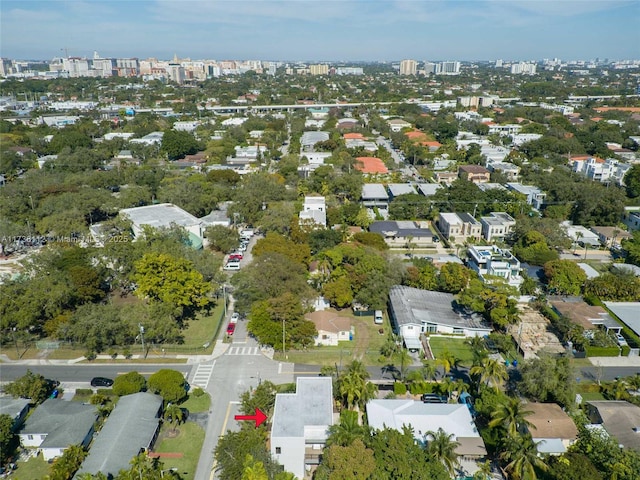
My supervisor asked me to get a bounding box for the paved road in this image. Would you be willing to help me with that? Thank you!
[193,318,295,480]
[0,363,191,382]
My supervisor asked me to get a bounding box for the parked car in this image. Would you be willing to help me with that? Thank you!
[226,323,236,335]
[374,310,384,325]
[421,393,447,404]
[229,253,243,261]
[90,377,114,387]
[616,333,628,346]
[230,312,240,323]
[223,261,240,271]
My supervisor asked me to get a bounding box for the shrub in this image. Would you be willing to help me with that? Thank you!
[75,388,94,396]
[409,381,432,395]
[191,387,205,397]
[112,371,147,396]
[393,382,407,395]
[148,369,187,404]
[584,346,619,357]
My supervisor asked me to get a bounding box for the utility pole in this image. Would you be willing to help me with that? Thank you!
[139,324,146,358]
[282,316,286,359]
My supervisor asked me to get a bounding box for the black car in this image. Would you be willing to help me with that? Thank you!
[90,377,114,387]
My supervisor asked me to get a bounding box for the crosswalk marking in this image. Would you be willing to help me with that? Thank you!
[226,346,261,356]
[192,361,216,389]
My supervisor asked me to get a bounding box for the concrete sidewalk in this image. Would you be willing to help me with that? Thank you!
[588,356,640,367]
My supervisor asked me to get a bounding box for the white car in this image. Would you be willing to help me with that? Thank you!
[230,312,240,324]
[616,333,628,346]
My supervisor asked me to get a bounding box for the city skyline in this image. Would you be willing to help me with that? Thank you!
[1,0,639,62]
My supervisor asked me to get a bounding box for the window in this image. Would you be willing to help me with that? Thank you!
[276,447,281,454]
[453,328,464,335]
[322,335,329,340]
[27,435,34,440]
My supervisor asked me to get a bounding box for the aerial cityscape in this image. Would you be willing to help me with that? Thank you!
[1,1,640,480]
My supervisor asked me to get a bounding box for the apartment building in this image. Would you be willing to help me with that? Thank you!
[506,183,547,209]
[400,59,418,75]
[467,245,523,286]
[437,212,482,242]
[480,212,516,242]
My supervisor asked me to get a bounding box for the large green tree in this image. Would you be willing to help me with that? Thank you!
[132,252,212,309]
[543,259,587,295]
[161,129,201,160]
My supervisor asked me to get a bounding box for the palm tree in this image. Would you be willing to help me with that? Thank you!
[437,350,459,376]
[574,231,583,255]
[326,410,368,447]
[465,336,488,366]
[425,428,460,477]
[470,357,508,392]
[164,403,184,434]
[500,435,548,480]
[438,376,456,402]
[489,397,534,437]
[344,360,369,380]
[421,360,438,382]
[473,460,492,480]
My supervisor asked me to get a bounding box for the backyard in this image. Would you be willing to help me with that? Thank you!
[152,421,206,480]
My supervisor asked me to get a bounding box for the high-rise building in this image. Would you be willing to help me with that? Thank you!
[399,59,417,75]
[436,61,461,75]
[309,64,329,75]
[511,62,537,75]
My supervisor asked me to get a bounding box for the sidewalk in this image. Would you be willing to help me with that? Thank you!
[588,356,640,367]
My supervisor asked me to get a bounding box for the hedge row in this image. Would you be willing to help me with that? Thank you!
[584,346,620,357]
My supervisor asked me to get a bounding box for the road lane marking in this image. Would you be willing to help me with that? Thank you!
[220,400,241,437]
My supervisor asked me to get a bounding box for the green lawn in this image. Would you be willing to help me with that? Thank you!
[153,421,205,480]
[180,392,211,413]
[428,337,476,366]
[14,453,51,480]
[273,312,391,367]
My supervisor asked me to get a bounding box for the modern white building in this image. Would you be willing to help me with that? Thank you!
[488,124,522,136]
[366,400,487,473]
[120,203,206,247]
[467,245,522,286]
[299,196,327,227]
[506,183,547,209]
[270,377,334,479]
[573,157,631,185]
[480,212,516,242]
[437,212,482,242]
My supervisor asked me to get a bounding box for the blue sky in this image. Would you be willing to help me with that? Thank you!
[1,0,638,61]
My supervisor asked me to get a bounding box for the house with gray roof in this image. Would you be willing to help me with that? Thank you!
[369,221,435,248]
[0,396,30,431]
[416,183,442,197]
[361,183,389,209]
[586,401,640,452]
[76,392,163,479]
[300,131,330,152]
[388,286,491,351]
[271,377,334,479]
[387,183,416,199]
[19,399,97,461]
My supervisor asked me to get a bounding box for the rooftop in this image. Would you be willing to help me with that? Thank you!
[527,403,578,440]
[121,203,200,229]
[21,399,97,449]
[305,310,351,334]
[271,377,333,439]
[77,392,163,478]
[369,221,433,239]
[361,183,388,200]
[587,401,640,452]
[355,157,388,175]
[387,183,416,197]
[389,285,488,331]
[366,400,486,456]
[604,302,640,337]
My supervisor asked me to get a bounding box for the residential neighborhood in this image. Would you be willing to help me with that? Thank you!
[1,6,640,480]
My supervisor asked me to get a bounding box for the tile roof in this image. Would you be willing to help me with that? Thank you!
[355,157,388,174]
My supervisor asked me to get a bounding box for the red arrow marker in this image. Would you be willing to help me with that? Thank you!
[234,407,267,428]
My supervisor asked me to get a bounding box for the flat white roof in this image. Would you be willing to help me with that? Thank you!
[121,203,200,229]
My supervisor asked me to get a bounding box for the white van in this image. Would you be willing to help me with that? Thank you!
[223,261,240,271]
[374,310,384,325]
